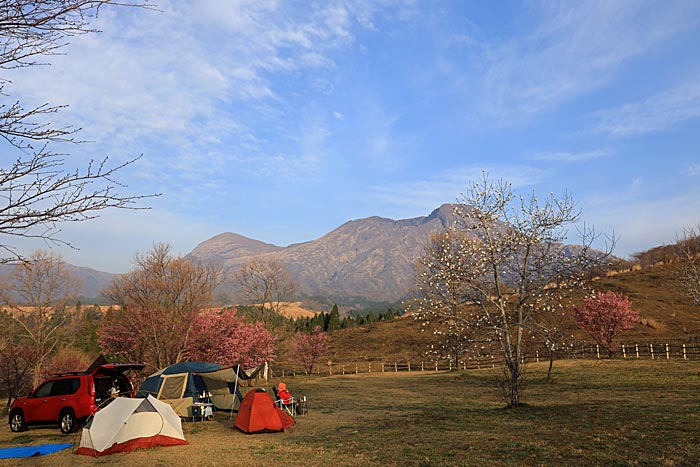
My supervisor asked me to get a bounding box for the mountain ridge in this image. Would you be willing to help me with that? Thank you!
[190,204,461,301]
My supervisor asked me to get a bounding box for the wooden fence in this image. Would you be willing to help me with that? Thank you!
[269,340,700,378]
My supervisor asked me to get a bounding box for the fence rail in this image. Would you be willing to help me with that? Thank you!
[269,341,700,378]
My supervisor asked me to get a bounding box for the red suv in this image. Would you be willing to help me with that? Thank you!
[8,363,145,434]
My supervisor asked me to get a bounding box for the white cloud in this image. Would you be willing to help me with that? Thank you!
[5,206,222,273]
[594,80,700,136]
[370,165,547,214]
[1,1,384,185]
[582,191,700,259]
[473,1,700,120]
[686,163,700,176]
[532,150,610,163]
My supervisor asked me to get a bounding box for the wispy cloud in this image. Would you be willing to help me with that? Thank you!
[370,165,546,214]
[594,80,700,136]
[686,163,700,176]
[582,190,700,258]
[3,1,386,187]
[473,1,700,120]
[532,150,611,163]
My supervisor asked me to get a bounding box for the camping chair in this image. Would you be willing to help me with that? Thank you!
[272,386,296,416]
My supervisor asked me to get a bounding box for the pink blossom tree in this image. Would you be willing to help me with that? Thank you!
[185,308,276,368]
[294,326,329,374]
[574,291,640,357]
[40,347,92,382]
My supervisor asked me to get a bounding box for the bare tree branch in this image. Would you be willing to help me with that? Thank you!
[0,1,159,263]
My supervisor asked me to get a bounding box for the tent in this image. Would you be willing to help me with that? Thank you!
[75,395,187,456]
[234,389,295,434]
[138,362,267,415]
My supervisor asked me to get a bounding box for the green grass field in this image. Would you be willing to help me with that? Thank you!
[1,359,699,467]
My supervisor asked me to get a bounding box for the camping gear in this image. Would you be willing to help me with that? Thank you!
[0,443,72,459]
[138,361,267,417]
[234,389,295,434]
[75,395,187,456]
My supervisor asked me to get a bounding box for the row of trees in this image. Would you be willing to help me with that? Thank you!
[0,245,332,404]
[294,304,403,333]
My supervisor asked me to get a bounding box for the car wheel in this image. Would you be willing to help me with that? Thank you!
[59,409,77,434]
[9,411,26,432]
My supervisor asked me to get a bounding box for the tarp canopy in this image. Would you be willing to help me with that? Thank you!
[138,362,267,411]
[75,395,187,456]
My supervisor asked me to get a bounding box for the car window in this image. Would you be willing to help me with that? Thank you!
[33,381,54,398]
[52,378,80,396]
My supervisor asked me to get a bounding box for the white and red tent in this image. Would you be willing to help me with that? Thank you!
[75,395,188,456]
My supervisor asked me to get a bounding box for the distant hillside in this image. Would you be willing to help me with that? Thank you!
[274,261,700,366]
[0,263,116,302]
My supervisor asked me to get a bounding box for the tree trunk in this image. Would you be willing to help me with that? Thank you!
[507,359,521,408]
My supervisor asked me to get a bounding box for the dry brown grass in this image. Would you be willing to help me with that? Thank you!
[277,302,316,319]
[640,317,668,332]
[2,360,700,467]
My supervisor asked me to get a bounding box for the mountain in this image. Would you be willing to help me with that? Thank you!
[189,204,461,302]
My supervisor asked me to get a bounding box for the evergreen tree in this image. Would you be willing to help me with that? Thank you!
[327,304,341,331]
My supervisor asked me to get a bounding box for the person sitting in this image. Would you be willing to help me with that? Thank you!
[108,380,120,398]
[275,382,295,414]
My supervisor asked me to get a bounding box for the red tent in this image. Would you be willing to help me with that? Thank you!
[234,389,295,434]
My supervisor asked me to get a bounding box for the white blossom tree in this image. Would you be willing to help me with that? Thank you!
[674,225,700,306]
[413,172,614,407]
[412,231,481,366]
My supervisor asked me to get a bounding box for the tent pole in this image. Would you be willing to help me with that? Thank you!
[230,364,240,420]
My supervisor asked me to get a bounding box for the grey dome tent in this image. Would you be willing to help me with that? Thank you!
[137,362,267,415]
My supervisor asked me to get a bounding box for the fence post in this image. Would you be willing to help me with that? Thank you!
[435,361,438,371]
[622,344,627,358]
[449,361,452,371]
[395,362,398,372]
[382,361,385,373]
[408,361,411,372]
[635,344,639,358]
[536,351,539,363]
[650,343,655,360]
[683,344,687,360]
[596,345,600,359]
[666,344,670,360]
[293,369,296,377]
[421,361,424,371]
[355,364,358,374]
[282,369,285,378]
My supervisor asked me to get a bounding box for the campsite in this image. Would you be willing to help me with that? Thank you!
[2,2,700,466]
[1,360,699,466]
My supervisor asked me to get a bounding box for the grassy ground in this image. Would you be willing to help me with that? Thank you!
[1,359,699,467]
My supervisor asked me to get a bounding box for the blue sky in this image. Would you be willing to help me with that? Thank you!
[7,0,700,272]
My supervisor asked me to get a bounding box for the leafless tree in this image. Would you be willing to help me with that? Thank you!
[0,1,156,263]
[674,225,700,306]
[412,172,614,407]
[103,243,221,370]
[234,257,296,326]
[0,250,80,386]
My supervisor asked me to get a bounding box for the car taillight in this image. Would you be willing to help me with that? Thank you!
[89,381,95,397]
